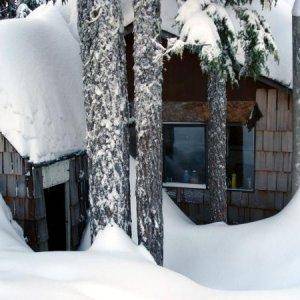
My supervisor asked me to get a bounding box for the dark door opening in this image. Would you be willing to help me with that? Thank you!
[44,184,66,251]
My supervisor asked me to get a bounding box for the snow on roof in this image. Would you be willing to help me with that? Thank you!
[0,3,86,164]
[123,0,293,88]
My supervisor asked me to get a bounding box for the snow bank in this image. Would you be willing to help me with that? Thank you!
[164,188,300,291]
[0,195,216,300]
[131,158,300,296]
[2,193,300,300]
[0,2,86,163]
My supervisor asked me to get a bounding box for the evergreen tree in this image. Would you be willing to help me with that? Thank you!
[166,0,278,222]
[77,0,131,239]
[0,0,16,19]
[16,3,31,18]
[0,0,42,19]
[133,0,164,265]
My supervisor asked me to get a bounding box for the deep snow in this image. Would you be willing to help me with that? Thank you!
[0,169,300,300]
[77,158,300,298]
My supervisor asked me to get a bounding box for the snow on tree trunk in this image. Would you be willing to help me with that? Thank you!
[133,0,164,265]
[207,72,227,223]
[292,4,300,195]
[77,0,131,239]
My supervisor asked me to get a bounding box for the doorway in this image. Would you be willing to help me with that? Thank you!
[44,184,67,251]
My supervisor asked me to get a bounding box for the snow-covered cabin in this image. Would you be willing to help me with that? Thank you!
[0,5,88,251]
[0,0,294,251]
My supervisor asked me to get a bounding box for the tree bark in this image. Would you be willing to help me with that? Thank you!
[133,0,164,265]
[292,13,300,195]
[207,72,227,223]
[77,0,131,239]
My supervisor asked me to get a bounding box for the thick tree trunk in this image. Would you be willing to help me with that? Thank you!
[292,11,300,195]
[207,72,227,223]
[133,0,164,265]
[77,0,131,239]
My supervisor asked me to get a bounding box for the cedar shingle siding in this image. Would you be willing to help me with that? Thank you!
[0,132,89,250]
[164,88,292,224]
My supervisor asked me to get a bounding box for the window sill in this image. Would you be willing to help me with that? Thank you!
[163,182,207,189]
[163,183,254,192]
[227,188,255,192]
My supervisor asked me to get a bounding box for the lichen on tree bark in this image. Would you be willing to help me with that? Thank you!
[207,71,227,223]
[77,0,131,239]
[133,0,164,265]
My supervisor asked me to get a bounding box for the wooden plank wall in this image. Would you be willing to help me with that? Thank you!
[69,155,89,250]
[0,131,89,250]
[165,88,293,225]
[0,133,38,245]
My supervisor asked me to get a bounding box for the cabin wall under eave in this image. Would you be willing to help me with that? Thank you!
[0,133,37,246]
[0,132,89,251]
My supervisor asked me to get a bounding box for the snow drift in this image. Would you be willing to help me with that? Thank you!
[164,189,300,290]
[2,165,300,299]
[0,195,219,300]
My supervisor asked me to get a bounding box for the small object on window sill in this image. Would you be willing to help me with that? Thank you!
[231,173,237,189]
[182,170,190,183]
[190,170,198,184]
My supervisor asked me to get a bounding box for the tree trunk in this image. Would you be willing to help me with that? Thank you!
[207,72,227,223]
[292,11,300,195]
[133,0,164,265]
[77,0,131,239]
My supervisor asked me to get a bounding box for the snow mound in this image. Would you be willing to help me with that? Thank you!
[0,2,86,163]
[127,158,300,296]
[90,223,156,264]
[164,187,300,290]
[0,194,218,300]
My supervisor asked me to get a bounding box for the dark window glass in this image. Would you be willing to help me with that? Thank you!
[163,124,206,185]
[227,125,255,190]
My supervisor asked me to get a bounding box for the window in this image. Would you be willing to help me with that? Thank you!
[162,123,255,191]
[227,125,255,190]
[163,124,206,188]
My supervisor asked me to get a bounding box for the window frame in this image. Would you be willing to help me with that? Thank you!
[162,122,207,190]
[226,123,256,192]
[162,122,256,192]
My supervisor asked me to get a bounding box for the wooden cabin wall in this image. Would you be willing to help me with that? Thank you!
[226,89,293,223]
[164,88,293,224]
[0,133,38,247]
[125,33,269,103]
[0,133,89,251]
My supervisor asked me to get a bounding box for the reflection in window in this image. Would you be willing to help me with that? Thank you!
[163,124,206,185]
[227,125,255,190]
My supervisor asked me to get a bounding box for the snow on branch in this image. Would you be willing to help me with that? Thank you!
[165,0,278,83]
